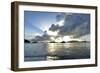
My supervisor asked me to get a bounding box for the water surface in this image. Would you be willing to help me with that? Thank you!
[24,42,90,61]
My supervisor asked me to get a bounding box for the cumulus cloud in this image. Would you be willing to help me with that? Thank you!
[49,13,90,38]
[49,24,59,31]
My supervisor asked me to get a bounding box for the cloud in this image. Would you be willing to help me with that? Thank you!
[56,13,72,22]
[49,24,59,31]
[32,31,51,42]
[31,13,90,42]
[49,13,90,38]
[72,22,90,38]
[56,13,66,22]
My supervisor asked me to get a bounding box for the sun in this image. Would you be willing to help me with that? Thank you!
[47,30,58,36]
[46,30,75,42]
[50,36,72,42]
[63,36,72,42]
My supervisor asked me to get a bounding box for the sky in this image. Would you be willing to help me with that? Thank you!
[24,11,90,41]
[24,11,58,38]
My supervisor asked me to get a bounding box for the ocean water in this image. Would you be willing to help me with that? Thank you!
[24,42,90,61]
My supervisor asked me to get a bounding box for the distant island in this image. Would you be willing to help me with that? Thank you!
[24,39,89,43]
[49,41,56,43]
[60,41,66,43]
[24,39,30,43]
[67,40,89,43]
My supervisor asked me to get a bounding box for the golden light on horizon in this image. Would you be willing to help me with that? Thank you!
[47,30,82,42]
[63,36,72,42]
[54,36,72,42]
[50,36,72,42]
[55,37,62,42]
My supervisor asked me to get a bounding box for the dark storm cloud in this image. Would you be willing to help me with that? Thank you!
[49,24,59,31]
[72,22,90,38]
[49,13,90,38]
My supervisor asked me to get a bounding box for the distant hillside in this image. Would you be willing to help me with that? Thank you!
[24,39,30,43]
[67,40,89,43]
[67,40,80,43]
